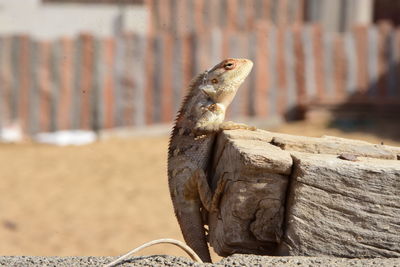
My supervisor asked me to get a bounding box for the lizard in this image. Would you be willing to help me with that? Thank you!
[168,58,254,262]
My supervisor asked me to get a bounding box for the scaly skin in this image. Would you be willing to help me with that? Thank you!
[168,58,254,262]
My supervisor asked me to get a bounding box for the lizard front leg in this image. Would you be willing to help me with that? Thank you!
[195,103,257,133]
[220,121,257,131]
[190,169,228,213]
[193,169,214,212]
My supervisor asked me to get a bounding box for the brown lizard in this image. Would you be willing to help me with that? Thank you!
[168,58,254,262]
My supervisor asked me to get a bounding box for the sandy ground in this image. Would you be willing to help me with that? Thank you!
[0,120,399,261]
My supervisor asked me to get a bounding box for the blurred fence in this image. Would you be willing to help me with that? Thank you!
[0,22,400,136]
[147,0,305,33]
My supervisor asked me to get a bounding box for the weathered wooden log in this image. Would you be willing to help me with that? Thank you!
[208,129,400,258]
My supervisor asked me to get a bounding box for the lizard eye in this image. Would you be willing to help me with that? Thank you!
[211,78,218,84]
[223,62,235,70]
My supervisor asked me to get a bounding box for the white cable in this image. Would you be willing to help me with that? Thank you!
[104,238,203,267]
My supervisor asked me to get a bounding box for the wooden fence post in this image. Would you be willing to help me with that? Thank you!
[344,31,357,96]
[10,36,20,123]
[101,38,115,129]
[333,33,346,102]
[312,24,325,101]
[276,27,287,117]
[284,27,296,118]
[0,37,11,131]
[303,25,317,101]
[353,25,369,99]
[293,25,306,114]
[267,26,278,117]
[323,31,334,99]
[120,33,135,126]
[91,37,103,132]
[72,35,83,130]
[28,40,39,134]
[81,34,94,130]
[387,28,400,99]
[38,42,51,133]
[160,33,173,123]
[58,38,74,131]
[377,22,393,101]
[152,33,163,123]
[18,35,31,134]
[254,23,269,118]
[367,26,379,98]
[131,33,147,127]
[0,37,3,131]
[49,39,61,132]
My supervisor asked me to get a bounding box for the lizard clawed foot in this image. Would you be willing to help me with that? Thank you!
[220,121,257,131]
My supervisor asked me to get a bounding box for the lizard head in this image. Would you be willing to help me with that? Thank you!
[200,58,253,106]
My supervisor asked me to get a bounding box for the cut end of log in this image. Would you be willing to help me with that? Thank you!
[208,129,400,258]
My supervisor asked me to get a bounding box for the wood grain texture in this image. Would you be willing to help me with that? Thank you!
[283,151,400,257]
[272,134,397,160]
[209,129,400,258]
[209,129,292,256]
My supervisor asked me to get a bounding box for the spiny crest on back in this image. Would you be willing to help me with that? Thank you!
[176,71,209,120]
[168,71,208,155]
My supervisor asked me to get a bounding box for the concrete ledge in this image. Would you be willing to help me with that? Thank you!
[1,255,399,266]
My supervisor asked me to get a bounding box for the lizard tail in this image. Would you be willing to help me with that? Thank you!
[176,201,212,263]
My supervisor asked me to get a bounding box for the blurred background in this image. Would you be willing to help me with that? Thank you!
[0,0,399,261]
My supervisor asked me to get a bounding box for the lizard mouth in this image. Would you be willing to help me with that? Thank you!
[200,85,216,98]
